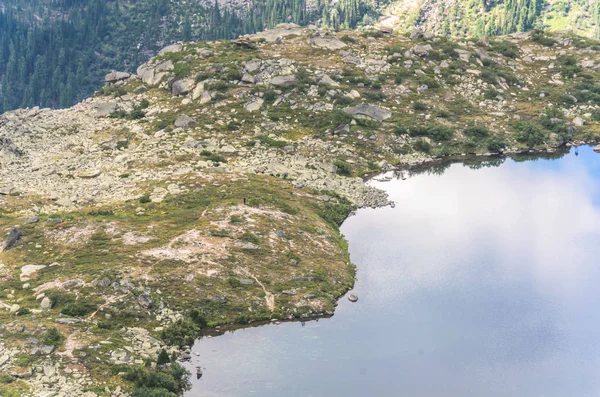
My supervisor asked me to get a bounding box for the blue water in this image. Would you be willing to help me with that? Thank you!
[186,146,600,397]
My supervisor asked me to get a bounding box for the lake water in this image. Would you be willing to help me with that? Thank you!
[185,146,600,397]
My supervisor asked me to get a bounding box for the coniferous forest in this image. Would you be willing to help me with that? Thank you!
[0,0,381,113]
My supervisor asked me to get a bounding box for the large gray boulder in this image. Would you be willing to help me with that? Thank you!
[252,23,302,43]
[136,60,174,86]
[412,44,433,57]
[174,114,195,128]
[158,43,183,56]
[94,102,118,117]
[344,104,392,122]
[171,78,195,96]
[310,35,347,51]
[105,71,130,85]
[271,75,297,87]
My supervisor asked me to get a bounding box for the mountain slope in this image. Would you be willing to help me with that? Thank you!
[380,0,600,38]
[0,24,600,395]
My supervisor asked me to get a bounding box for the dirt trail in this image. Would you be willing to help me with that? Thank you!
[238,267,275,311]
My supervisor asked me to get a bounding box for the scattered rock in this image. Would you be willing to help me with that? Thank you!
[2,227,21,251]
[344,104,392,122]
[174,114,195,128]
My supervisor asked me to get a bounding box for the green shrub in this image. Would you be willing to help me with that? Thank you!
[487,137,507,152]
[61,301,97,317]
[139,194,151,204]
[173,63,192,79]
[514,121,547,147]
[463,126,489,139]
[190,309,208,328]
[414,139,431,153]
[490,40,518,58]
[532,30,556,47]
[160,319,197,347]
[263,90,277,104]
[230,215,243,224]
[333,160,352,176]
[44,328,65,346]
[124,362,191,397]
[227,277,243,288]
[319,203,353,228]
[413,102,427,111]
[157,349,171,366]
[240,231,260,245]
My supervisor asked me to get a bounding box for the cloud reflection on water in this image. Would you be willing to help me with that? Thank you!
[186,147,600,397]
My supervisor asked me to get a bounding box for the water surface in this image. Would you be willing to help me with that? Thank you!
[185,146,600,397]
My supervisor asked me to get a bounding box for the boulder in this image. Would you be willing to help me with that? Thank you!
[40,297,53,311]
[2,228,21,251]
[348,294,359,302]
[0,184,16,195]
[573,116,585,127]
[174,114,195,128]
[105,71,130,84]
[454,49,471,62]
[172,78,195,96]
[594,145,600,153]
[344,104,392,122]
[271,75,297,87]
[244,59,262,73]
[158,43,183,56]
[412,44,433,57]
[94,102,118,117]
[319,74,340,87]
[136,60,174,86]
[138,293,154,309]
[252,23,302,43]
[310,36,347,51]
[245,97,264,112]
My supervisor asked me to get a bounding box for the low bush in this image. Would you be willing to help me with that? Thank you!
[333,160,352,176]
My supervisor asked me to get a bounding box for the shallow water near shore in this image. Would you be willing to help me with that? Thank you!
[185,146,600,397]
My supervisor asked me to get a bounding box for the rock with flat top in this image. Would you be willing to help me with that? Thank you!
[344,104,392,122]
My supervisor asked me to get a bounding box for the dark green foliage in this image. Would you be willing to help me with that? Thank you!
[139,194,151,204]
[160,319,197,348]
[414,139,432,153]
[532,30,556,47]
[413,102,427,111]
[559,55,582,79]
[487,136,508,152]
[173,63,192,79]
[463,126,489,139]
[200,151,227,164]
[333,160,352,176]
[514,121,548,147]
[61,301,97,317]
[44,328,65,347]
[490,41,519,58]
[240,231,260,244]
[123,362,191,397]
[157,349,171,366]
[190,309,208,328]
[319,203,353,228]
[263,90,277,104]
[408,124,454,142]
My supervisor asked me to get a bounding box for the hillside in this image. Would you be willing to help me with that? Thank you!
[0,0,380,113]
[379,0,600,38]
[1,24,600,395]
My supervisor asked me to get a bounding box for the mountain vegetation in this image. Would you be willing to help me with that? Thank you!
[0,0,381,113]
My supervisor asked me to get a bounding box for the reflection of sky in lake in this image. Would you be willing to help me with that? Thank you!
[186,146,600,397]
